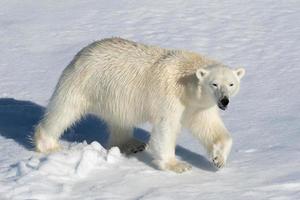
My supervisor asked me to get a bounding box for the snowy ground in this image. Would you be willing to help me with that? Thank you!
[0,0,300,199]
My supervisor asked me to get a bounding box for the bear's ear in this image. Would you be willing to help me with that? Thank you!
[196,68,209,80]
[234,67,246,79]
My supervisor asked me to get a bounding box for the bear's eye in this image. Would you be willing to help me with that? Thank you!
[212,83,218,87]
[229,83,234,87]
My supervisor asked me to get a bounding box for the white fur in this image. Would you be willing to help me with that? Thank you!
[34,38,245,173]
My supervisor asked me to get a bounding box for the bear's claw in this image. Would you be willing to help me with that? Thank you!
[211,141,230,169]
[212,156,225,168]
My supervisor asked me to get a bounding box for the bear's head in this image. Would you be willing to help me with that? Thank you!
[195,65,245,110]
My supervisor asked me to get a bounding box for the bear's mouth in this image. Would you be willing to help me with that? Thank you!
[218,103,227,110]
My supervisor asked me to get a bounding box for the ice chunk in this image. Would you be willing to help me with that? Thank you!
[76,148,100,177]
[106,147,122,163]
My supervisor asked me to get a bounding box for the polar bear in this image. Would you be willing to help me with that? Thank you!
[34,38,245,173]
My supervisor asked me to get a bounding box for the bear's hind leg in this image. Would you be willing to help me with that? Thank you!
[34,97,87,153]
[108,125,146,154]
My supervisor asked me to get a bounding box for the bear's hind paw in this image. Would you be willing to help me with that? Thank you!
[120,139,147,155]
[34,133,61,153]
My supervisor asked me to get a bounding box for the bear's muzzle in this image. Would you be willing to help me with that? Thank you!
[218,96,229,110]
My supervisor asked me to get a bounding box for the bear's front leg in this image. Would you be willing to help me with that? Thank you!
[149,108,191,173]
[185,106,232,169]
[210,137,232,168]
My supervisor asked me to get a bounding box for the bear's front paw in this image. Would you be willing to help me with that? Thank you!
[157,159,192,173]
[212,154,225,168]
[211,140,232,168]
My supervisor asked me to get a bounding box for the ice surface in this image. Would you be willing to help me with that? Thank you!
[0,0,300,199]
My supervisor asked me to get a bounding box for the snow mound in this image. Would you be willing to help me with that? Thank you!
[20,141,121,178]
[2,142,124,199]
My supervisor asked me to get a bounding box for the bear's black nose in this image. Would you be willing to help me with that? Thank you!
[220,97,229,107]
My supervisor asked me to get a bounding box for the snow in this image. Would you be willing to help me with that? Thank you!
[0,0,300,199]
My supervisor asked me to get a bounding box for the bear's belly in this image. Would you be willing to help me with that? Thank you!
[88,97,149,127]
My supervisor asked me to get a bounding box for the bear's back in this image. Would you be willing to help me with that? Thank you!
[81,38,167,70]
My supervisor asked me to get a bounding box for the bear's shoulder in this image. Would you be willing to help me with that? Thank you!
[164,50,218,78]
